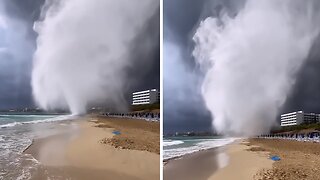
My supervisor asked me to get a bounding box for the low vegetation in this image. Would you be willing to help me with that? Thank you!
[130,103,160,112]
[271,123,320,134]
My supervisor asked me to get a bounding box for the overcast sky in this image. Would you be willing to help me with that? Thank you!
[2,0,320,132]
[164,0,211,133]
[163,0,320,133]
[0,0,159,110]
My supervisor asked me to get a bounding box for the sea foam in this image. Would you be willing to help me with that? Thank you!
[0,115,74,128]
[164,138,236,160]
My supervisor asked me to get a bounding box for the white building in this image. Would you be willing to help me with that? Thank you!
[132,89,160,105]
[280,111,320,127]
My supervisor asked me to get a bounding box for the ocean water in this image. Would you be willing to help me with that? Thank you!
[0,113,75,179]
[163,136,236,161]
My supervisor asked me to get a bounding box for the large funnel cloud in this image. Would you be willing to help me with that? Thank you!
[193,0,320,136]
[32,0,158,114]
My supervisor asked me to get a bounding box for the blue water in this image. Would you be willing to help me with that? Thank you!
[0,114,69,128]
[0,113,74,179]
[163,136,236,160]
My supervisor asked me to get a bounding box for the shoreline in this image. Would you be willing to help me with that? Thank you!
[164,139,273,180]
[163,136,236,164]
[24,117,160,179]
[163,145,225,165]
[164,146,225,180]
[208,140,273,180]
[164,138,320,179]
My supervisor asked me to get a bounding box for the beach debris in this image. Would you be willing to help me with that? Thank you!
[270,155,281,161]
[112,130,121,135]
[248,146,266,152]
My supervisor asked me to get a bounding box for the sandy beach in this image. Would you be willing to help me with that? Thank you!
[208,140,273,180]
[24,116,160,180]
[164,139,272,180]
[249,138,320,180]
[209,139,320,180]
[165,138,320,180]
[164,147,224,180]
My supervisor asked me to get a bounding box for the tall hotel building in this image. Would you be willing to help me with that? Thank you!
[280,111,320,127]
[132,89,160,105]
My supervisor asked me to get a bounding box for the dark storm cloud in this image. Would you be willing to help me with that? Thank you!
[0,1,159,110]
[127,8,160,93]
[164,0,206,45]
[164,0,211,133]
[3,0,44,40]
[164,0,244,46]
[164,0,320,133]
[4,0,44,19]
[0,0,44,109]
[164,0,246,133]
[281,36,320,114]
[276,1,320,117]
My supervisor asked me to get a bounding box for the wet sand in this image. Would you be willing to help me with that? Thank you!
[164,147,226,180]
[164,140,273,180]
[24,117,160,180]
[208,140,273,180]
[207,138,320,180]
